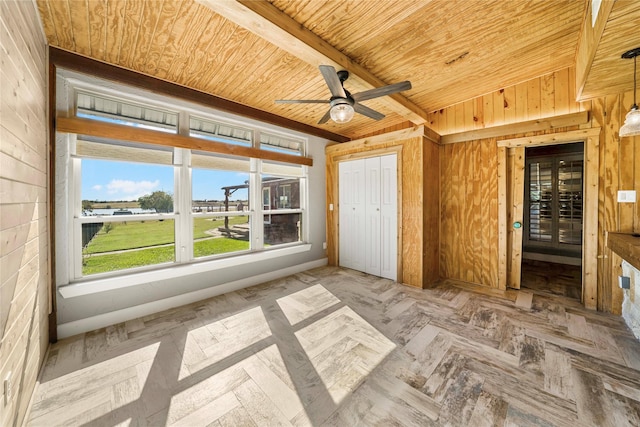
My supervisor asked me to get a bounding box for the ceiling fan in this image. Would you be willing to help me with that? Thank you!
[275,65,412,124]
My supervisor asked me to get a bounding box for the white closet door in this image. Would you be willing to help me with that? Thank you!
[339,155,396,280]
[365,157,382,276]
[380,154,397,280]
[339,159,366,272]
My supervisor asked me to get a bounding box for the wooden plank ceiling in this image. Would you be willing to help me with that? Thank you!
[578,0,640,100]
[36,0,610,141]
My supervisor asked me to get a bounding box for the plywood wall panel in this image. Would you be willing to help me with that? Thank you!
[487,139,499,288]
[471,141,483,284]
[423,138,440,284]
[603,96,620,238]
[439,143,452,280]
[440,137,500,287]
[592,97,608,310]
[402,138,424,286]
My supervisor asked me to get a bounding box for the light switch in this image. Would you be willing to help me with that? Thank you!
[617,190,636,203]
[329,203,334,211]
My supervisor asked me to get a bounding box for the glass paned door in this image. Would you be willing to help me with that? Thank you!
[525,153,583,254]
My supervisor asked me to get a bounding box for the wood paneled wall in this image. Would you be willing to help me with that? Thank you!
[0,2,50,425]
[433,66,639,313]
[325,127,439,288]
[427,67,585,134]
[440,139,499,288]
[593,92,640,312]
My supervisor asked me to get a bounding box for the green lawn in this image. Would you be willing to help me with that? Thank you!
[82,217,250,275]
[83,245,175,275]
[193,237,249,258]
[85,220,175,254]
[193,216,248,239]
[84,216,249,254]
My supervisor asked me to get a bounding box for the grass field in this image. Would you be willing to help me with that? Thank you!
[90,201,140,209]
[83,215,250,275]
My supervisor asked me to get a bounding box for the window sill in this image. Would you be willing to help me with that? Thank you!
[59,243,312,298]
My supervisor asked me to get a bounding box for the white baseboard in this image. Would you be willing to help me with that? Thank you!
[57,258,327,339]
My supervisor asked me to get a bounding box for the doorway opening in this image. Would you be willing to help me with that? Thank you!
[521,142,583,300]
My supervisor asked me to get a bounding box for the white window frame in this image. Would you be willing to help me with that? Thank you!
[63,81,309,283]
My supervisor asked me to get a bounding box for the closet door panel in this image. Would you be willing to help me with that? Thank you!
[380,154,398,280]
[351,160,367,272]
[339,161,355,269]
[365,157,381,276]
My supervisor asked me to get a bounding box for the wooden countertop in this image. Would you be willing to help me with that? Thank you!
[607,232,640,271]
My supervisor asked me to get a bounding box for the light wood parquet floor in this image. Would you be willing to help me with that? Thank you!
[27,266,640,426]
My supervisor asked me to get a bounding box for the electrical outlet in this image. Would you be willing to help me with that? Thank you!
[4,372,11,406]
[322,242,327,249]
[619,276,631,289]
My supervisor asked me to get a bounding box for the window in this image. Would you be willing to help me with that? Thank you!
[261,161,305,248]
[78,152,176,276]
[260,132,304,156]
[190,116,252,147]
[191,154,251,259]
[263,187,271,224]
[77,91,178,133]
[64,90,308,281]
[524,144,583,256]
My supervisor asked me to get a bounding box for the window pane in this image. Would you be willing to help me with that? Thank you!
[77,92,178,133]
[261,176,300,210]
[260,132,303,156]
[193,216,250,258]
[192,167,250,258]
[190,116,252,147]
[81,159,174,216]
[82,219,175,275]
[192,168,249,213]
[264,213,301,246]
[528,161,552,242]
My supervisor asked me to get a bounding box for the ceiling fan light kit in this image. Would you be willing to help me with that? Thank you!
[276,65,411,124]
[619,47,640,138]
[330,99,355,123]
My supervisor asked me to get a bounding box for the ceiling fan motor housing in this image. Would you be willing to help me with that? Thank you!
[330,96,354,108]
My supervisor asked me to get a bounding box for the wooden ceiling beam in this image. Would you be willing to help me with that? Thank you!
[198,0,429,125]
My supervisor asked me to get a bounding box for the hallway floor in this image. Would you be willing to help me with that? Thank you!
[27,266,640,426]
[521,259,582,300]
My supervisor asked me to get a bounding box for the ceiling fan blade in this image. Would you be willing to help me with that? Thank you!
[352,81,412,102]
[275,99,330,104]
[319,65,347,98]
[354,103,385,121]
[318,108,332,124]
